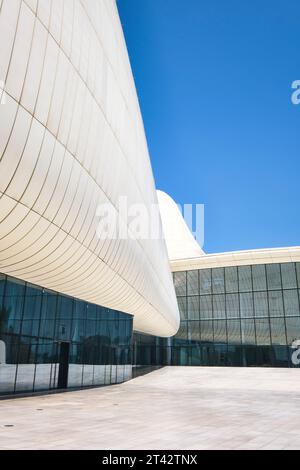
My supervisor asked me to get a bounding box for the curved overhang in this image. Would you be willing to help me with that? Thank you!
[0,0,179,337]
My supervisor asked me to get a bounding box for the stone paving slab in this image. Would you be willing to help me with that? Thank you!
[0,367,300,450]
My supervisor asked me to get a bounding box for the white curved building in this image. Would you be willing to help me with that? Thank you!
[0,0,179,337]
[157,190,205,261]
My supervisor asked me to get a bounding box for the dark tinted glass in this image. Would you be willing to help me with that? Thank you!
[0,273,133,396]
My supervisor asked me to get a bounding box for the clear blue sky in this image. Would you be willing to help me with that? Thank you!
[117,0,300,254]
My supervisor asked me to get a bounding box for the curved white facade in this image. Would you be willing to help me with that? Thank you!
[157,190,205,261]
[0,0,179,337]
[171,246,300,272]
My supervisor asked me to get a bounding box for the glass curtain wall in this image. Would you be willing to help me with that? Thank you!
[0,274,133,396]
[132,332,168,378]
[172,262,300,368]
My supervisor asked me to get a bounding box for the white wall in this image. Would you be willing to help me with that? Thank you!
[0,0,179,337]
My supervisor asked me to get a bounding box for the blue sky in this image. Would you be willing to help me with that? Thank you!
[117,0,300,254]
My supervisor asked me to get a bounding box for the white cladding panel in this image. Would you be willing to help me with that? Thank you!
[157,190,204,261]
[0,0,179,337]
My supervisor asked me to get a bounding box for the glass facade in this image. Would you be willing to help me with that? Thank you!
[1,262,299,396]
[132,332,168,377]
[0,274,133,396]
[171,262,300,367]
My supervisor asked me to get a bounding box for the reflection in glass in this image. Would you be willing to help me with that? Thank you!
[187,270,199,295]
[281,263,297,289]
[267,264,282,290]
[252,265,267,292]
[212,268,225,294]
[172,262,300,368]
[200,269,212,295]
[0,273,133,396]
[238,266,252,292]
[225,267,238,293]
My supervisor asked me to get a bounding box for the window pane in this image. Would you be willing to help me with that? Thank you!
[267,264,282,290]
[269,291,284,317]
[240,293,254,318]
[15,358,36,394]
[225,267,238,293]
[255,319,271,345]
[177,297,187,320]
[241,319,256,344]
[226,293,239,319]
[199,295,212,319]
[0,332,18,393]
[22,285,42,338]
[39,291,57,339]
[1,287,24,341]
[253,291,268,317]
[0,274,6,299]
[174,272,186,296]
[34,340,55,391]
[296,263,300,288]
[187,296,199,320]
[212,268,225,294]
[283,290,299,317]
[73,300,87,339]
[252,265,267,291]
[238,266,252,292]
[270,318,287,345]
[213,320,227,343]
[187,270,199,296]
[200,320,214,342]
[213,294,226,319]
[285,317,300,345]
[281,263,297,289]
[188,321,201,342]
[3,277,26,329]
[227,320,241,345]
[175,322,188,340]
[199,269,212,295]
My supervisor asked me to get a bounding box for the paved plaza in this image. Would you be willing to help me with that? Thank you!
[0,367,300,450]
